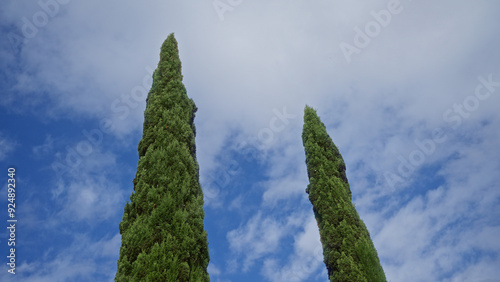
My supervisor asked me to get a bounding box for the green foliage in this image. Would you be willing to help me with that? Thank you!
[116,33,209,281]
[302,106,386,282]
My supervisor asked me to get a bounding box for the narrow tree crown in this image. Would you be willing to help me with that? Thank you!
[302,105,386,282]
[116,33,209,282]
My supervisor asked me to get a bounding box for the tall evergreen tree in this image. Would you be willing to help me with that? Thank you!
[116,34,210,281]
[302,106,386,282]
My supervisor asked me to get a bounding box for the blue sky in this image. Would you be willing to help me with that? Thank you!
[1,1,500,281]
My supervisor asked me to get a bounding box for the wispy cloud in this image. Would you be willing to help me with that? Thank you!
[0,133,16,161]
[227,210,305,272]
[50,146,125,223]
[374,118,500,281]
[0,232,120,282]
[32,134,54,158]
[261,214,326,282]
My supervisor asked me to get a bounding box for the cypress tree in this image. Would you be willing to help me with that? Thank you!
[116,34,210,281]
[302,106,386,282]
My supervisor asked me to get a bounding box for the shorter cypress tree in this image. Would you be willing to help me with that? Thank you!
[302,105,386,282]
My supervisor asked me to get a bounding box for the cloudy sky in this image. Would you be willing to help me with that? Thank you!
[1,0,500,281]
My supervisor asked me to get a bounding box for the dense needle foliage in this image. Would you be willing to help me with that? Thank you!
[302,106,386,282]
[115,34,210,281]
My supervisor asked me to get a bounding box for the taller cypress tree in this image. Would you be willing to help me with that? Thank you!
[302,106,386,282]
[116,34,210,281]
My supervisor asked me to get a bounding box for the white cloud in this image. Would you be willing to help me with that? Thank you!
[261,214,326,282]
[32,135,54,158]
[374,119,500,281]
[227,211,305,272]
[49,144,126,224]
[58,175,123,222]
[0,133,16,161]
[259,129,309,205]
[208,262,222,277]
[261,166,308,206]
[0,233,120,282]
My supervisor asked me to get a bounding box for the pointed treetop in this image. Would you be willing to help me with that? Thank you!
[156,33,183,85]
[302,105,348,188]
